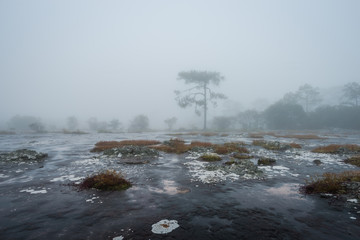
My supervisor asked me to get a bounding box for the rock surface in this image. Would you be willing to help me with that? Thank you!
[0,149,48,162]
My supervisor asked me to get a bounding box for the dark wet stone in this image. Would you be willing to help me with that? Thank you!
[0,149,48,162]
[313,159,323,166]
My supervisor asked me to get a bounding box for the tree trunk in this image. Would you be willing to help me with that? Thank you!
[203,83,207,130]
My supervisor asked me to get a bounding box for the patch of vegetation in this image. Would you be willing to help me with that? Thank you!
[78,170,131,191]
[199,153,222,162]
[311,144,360,154]
[62,129,88,134]
[214,142,249,155]
[232,153,253,160]
[91,140,161,152]
[257,157,276,166]
[0,130,15,135]
[301,171,360,195]
[278,134,325,140]
[289,143,302,149]
[151,138,189,154]
[248,133,264,138]
[151,139,248,155]
[344,156,360,167]
[252,140,292,151]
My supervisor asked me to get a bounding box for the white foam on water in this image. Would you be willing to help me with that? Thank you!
[50,175,82,182]
[20,188,47,194]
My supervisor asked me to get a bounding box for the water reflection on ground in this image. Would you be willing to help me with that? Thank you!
[0,132,360,239]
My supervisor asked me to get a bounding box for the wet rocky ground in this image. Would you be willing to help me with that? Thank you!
[1,131,360,239]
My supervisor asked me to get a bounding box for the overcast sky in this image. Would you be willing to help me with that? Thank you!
[1,0,359,129]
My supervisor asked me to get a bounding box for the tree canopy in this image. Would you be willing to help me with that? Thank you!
[175,70,226,130]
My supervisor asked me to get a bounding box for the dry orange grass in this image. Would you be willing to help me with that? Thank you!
[311,144,360,154]
[301,170,360,194]
[289,143,302,149]
[279,134,325,140]
[214,142,249,154]
[91,140,161,152]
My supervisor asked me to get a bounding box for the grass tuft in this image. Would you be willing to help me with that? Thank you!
[199,153,222,162]
[79,170,131,191]
[344,156,360,167]
[301,170,360,195]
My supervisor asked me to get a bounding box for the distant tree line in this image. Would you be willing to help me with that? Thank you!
[211,82,360,130]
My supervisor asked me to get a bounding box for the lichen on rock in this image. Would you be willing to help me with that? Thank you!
[151,219,179,234]
[0,149,48,162]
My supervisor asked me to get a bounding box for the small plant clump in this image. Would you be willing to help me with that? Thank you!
[199,153,222,162]
[91,140,161,152]
[252,140,291,151]
[151,138,189,154]
[232,153,253,160]
[311,144,360,154]
[257,157,276,166]
[79,170,131,191]
[301,171,360,195]
[151,139,248,155]
[214,142,249,155]
[289,143,302,149]
[344,156,360,167]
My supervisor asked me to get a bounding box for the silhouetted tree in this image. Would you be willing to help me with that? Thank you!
[128,115,149,132]
[87,117,102,131]
[164,117,177,131]
[67,116,78,130]
[7,115,42,131]
[342,82,360,107]
[212,116,234,131]
[175,70,226,130]
[237,110,262,130]
[109,119,121,131]
[264,101,306,129]
[296,84,322,112]
[29,122,45,133]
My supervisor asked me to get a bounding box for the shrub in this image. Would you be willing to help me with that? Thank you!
[232,153,253,160]
[79,170,131,191]
[199,153,222,162]
[301,171,360,195]
[344,156,360,167]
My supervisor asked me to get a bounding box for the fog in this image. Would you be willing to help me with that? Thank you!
[1,0,359,130]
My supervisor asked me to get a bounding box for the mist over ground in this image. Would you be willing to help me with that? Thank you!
[1,0,359,131]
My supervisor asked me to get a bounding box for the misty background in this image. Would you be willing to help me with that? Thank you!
[1,0,359,131]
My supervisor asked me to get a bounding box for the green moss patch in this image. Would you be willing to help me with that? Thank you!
[199,153,222,162]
